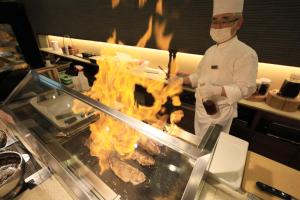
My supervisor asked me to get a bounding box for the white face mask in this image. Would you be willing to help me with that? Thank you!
[210,27,232,44]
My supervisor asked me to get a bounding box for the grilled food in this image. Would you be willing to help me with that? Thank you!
[109,157,146,185]
[138,135,161,155]
[132,150,155,166]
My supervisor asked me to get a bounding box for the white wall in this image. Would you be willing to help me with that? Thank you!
[42,35,300,90]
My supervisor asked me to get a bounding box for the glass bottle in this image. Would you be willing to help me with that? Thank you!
[202,97,217,115]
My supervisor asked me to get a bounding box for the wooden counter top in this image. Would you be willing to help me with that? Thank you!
[183,86,300,122]
[239,99,300,122]
[242,151,300,200]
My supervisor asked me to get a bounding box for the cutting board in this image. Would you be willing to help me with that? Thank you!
[208,132,249,190]
[242,152,300,200]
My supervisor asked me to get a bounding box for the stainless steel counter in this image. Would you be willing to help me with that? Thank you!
[3,71,223,200]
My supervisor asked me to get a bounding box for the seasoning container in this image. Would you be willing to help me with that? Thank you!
[255,79,262,95]
[72,65,90,92]
[62,35,79,55]
[277,73,300,98]
[257,78,272,95]
[198,82,218,115]
[50,40,60,51]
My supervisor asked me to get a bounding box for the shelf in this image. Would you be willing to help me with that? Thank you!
[40,48,97,65]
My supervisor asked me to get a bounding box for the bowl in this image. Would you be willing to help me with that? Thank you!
[0,151,25,199]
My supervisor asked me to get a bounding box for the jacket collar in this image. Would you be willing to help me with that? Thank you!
[215,36,239,50]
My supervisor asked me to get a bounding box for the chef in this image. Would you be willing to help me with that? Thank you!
[182,0,258,138]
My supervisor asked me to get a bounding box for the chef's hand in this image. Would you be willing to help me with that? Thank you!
[198,82,222,98]
[0,109,15,125]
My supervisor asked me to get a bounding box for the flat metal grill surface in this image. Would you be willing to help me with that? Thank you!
[10,102,195,200]
[62,130,193,200]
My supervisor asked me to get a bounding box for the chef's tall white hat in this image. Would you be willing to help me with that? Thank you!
[213,0,244,15]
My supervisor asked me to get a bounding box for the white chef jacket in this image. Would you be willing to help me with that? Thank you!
[189,36,258,138]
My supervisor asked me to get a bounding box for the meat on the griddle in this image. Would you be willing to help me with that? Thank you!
[109,157,146,185]
[131,150,155,166]
[138,135,161,155]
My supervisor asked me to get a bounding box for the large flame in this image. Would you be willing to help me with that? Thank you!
[111,0,120,9]
[138,0,147,8]
[89,114,140,172]
[107,29,117,44]
[79,56,182,173]
[74,1,184,174]
[136,16,153,47]
[155,0,163,15]
[107,29,124,45]
[154,20,173,50]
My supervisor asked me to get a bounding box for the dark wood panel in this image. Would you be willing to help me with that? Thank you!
[289,149,300,171]
[24,0,300,66]
[249,132,299,167]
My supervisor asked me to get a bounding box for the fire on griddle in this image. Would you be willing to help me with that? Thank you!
[71,0,185,187]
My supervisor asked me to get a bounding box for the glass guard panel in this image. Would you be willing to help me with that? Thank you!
[5,74,195,200]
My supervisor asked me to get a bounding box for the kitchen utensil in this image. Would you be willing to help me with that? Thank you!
[256,181,297,200]
[278,79,300,98]
[50,40,60,52]
[0,151,25,200]
[257,78,272,95]
[62,35,79,55]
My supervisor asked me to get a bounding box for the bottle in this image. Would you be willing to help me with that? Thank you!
[257,78,272,95]
[198,82,218,115]
[72,65,90,92]
[202,97,218,115]
[72,74,80,91]
[64,44,70,55]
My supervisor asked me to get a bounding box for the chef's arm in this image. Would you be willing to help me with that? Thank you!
[187,57,205,88]
[183,76,192,85]
[223,52,258,104]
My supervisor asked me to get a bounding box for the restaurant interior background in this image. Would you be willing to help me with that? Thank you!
[0,0,299,168]
[23,0,300,170]
[0,0,300,200]
[22,0,300,89]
